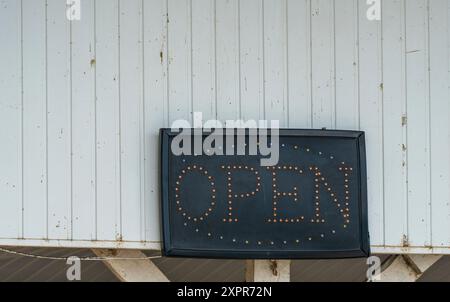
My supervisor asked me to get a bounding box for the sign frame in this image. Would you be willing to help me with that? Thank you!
[160,128,369,259]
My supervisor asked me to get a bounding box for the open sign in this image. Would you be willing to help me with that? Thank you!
[161,129,369,259]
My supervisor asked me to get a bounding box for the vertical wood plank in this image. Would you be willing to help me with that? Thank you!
[47,0,72,239]
[335,0,359,130]
[216,0,240,122]
[405,0,431,247]
[263,0,288,126]
[119,0,144,241]
[168,0,192,124]
[429,0,450,247]
[0,0,22,238]
[358,0,384,246]
[95,0,121,241]
[311,0,335,129]
[286,0,311,128]
[382,0,408,247]
[191,0,215,121]
[22,0,47,239]
[143,0,168,242]
[71,0,96,240]
[239,0,264,121]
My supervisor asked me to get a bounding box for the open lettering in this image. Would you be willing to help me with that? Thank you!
[174,163,352,227]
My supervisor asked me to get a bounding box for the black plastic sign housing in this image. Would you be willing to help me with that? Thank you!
[160,129,369,259]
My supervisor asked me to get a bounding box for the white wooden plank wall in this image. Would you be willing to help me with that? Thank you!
[0,0,448,253]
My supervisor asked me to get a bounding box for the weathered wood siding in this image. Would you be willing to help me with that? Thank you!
[0,0,449,253]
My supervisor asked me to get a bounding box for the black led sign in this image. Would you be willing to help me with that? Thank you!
[160,129,369,259]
